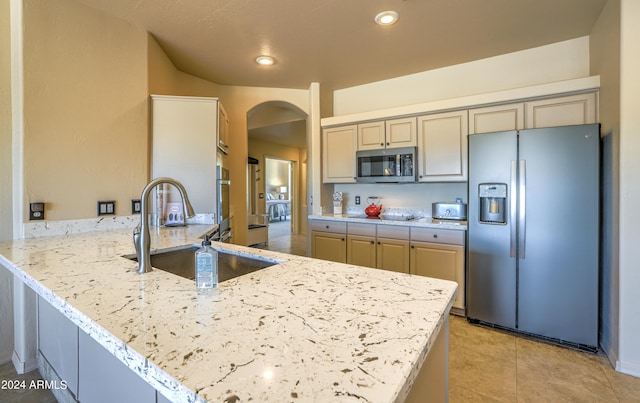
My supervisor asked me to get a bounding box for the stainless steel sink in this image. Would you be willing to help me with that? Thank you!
[126,246,278,282]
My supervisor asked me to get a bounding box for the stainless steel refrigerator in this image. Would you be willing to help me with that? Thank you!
[467,124,599,350]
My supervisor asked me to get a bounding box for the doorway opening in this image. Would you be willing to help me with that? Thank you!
[246,101,307,256]
[264,157,294,237]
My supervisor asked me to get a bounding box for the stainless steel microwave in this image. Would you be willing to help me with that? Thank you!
[356,147,416,183]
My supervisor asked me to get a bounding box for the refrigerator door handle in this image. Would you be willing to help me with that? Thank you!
[510,160,517,257]
[519,159,526,259]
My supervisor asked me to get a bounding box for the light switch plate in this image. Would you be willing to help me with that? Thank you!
[97,201,116,216]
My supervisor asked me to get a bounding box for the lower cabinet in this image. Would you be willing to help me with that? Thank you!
[38,296,159,403]
[311,220,466,312]
[311,220,347,263]
[347,234,376,267]
[377,237,410,274]
[38,296,79,398]
[346,223,410,274]
[410,228,465,310]
[78,330,156,403]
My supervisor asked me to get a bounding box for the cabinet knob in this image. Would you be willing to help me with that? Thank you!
[433,234,438,238]
[341,238,345,241]
[326,225,329,229]
[380,143,384,146]
[386,142,390,146]
[370,241,375,244]
[411,245,415,249]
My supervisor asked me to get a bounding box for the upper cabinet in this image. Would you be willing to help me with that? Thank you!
[151,95,221,213]
[525,93,597,128]
[470,93,597,134]
[217,103,230,154]
[357,117,417,150]
[469,103,525,134]
[321,79,599,183]
[323,124,357,183]
[417,110,468,182]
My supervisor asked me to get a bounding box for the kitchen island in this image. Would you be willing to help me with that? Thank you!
[0,224,456,402]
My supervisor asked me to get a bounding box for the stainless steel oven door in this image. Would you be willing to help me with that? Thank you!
[217,166,231,242]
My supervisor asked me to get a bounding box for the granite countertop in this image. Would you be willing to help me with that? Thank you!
[0,224,457,402]
[309,214,468,231]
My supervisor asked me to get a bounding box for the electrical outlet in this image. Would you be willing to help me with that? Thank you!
[97,201,116,216]
[30,202,45,220]
[355,196,361,205]
[131,199,141,214]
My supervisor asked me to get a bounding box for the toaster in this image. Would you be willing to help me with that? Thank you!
[432,202,467,220]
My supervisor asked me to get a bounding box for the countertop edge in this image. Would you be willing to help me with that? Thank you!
[309,214,468,230]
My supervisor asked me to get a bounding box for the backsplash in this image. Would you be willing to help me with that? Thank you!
[333,182,467,215]
[23,214,215,238]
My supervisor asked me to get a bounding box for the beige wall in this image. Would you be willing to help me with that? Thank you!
[590,0,620,370]
[333,37,591,116]
[1,0,13,241]
[618,0,640,375]
[22,0,148,220]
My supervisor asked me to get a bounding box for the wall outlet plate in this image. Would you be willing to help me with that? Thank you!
[355,196,361,205]
[30,202,45,220]
[97,201,116,216]
[131,199,141,214]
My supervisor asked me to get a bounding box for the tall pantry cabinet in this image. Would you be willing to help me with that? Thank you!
[150,95,226,215]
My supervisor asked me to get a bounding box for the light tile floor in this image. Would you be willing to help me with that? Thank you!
[449,314,640,402]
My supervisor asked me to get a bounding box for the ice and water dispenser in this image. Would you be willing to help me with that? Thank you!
[478,184,507,224]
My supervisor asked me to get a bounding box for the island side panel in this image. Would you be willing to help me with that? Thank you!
[404,316,448,403]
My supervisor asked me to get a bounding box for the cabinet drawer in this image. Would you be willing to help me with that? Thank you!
[377,225,409,239]
[347,222,376,236]
[411,227,464,245]
[310,220,347,234]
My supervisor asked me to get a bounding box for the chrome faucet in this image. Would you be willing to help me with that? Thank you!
[133,177,196,274]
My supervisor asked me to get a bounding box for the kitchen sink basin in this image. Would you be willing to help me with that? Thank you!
[126,246,278,282]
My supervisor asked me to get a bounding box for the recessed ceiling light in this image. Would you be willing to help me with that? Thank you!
[375,11,399,26]
[256,56,275,66]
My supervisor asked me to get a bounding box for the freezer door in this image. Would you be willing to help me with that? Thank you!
[517,124,599,347]
[467,131,518,328]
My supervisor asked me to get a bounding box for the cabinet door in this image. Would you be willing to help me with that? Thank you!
[525,93,597,128]
[377,238,410,274]
[417,110,468,182]
[469,103,524,134]
[311,231,347,263]
[357,121,385,150]
[323,125,357,183]
[347,235,376,268]
[410,241,464,310]
[38,296,79,396]
[78,330,155,403]
[386,117,417,148]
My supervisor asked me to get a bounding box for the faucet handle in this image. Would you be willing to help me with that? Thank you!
[133,225,141,262]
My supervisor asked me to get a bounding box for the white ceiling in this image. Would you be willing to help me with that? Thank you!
[78,0,607,92]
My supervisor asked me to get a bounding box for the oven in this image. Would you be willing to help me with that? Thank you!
[217,166,232,242]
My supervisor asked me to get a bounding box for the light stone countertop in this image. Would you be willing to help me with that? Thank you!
[309,214,468,231]
[0,224,457,403]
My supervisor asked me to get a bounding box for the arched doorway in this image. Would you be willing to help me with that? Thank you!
[246,101,307,256]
